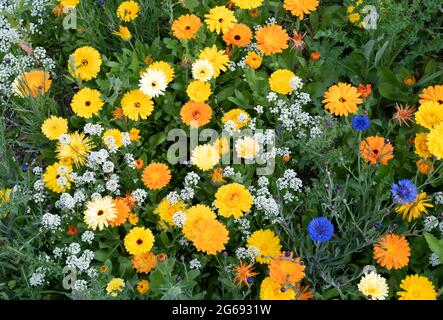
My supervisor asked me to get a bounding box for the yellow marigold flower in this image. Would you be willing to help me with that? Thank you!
[136,279,150,294]
[129,128,141,142]
[322,82,363,117]
[141,162,171,190]
[68,46,102,81]
[214,183,253,218]
[416,158,434,175]
[395,192,433,222]
[198,45,230,77]
[244,51,262,69]
[112,25,132,41]
[373,233,410,271]
[231,0,263,9]
[427,122,443,159]
[419,84,443,105]
[204,6,237,34]
[83,196,117,231]
[171,14,202,40]
[12,70,52,97]
[131,252,157,274]
[186,80,212,102]
[183,204,217,240]
[103,129,123,147]
[117,1,140,22]
[0,188,11,204]
[43,162,72,193]
[56,131,94,167]
[124,227,155,255]
[58,0,79,7]
[128,213,139,225]
[71,88,104,119]
[414,133,431,158]
[283,0,319,19]
[269,69,296,95]
[121,89,154,121]
[222,108,250,129]
[191,144,220,171]
[349,13,361,23]
[269,255,305,286]
[247,229,282,264]
[347,6,355,13]
[189,218,229,255]
[106,278,125,297]
[415,101,443,130]
[255,24,289,56]
[148,61,175,84]
[260,277,295,300]
[397,274,437,300]
[154,198,187,225]
[357,272,389,300]
[41,116,68,140]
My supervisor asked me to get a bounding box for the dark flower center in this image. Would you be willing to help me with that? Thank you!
[185,26,191,30]
[134,102,141,108]
[82,59,88,66]
[339,97,346,103]
[137,239,143,245]
[97,210,104,216]
[234,35,241,40]
[85,101,91,106]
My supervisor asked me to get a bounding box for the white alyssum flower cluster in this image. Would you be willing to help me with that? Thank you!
[276,169,303,203]
[40,212,62,232]
[189,258,202,270]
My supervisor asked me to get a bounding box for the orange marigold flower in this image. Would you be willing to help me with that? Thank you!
[134,158,144,170]
[255,24,289,56]
[357,84,372,98]
[233,260,258,288]
[171,14,202,40]
[419,84,443,105]
[131,252,157,274]
[373,233,410,270]
[359,136,394,166]
[180,101,212,128]
[269,255,305,286]
[66,225,78,236]
[129,128,141,142]
[123,192,136,210]
[157,253,168,262]
[284,0,319,19]
[113,107,125,119]
[128,213,139,225]
[282,155,291,162]
[403,75,416,86]
[142,162,171,190]
[310,51,320,61]
[244,51,262,69]
[223,23,253,48]
[210,167,225,184]
[14,70,52,97]
[109,198,130,227]
[416,159,434,175]
[294,284,314,300]
[322,82,363,117]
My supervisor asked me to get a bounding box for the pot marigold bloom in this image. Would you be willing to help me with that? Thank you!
[213,137,230,155]
[282,155,291,162]
[198,45,230,77]
[189,218,229,255]
[373,233,410,270]
[357,84,372,98]
[204,6,237,34]
[139,69,168,98]
[131,252,157,273]
[395,192,433,222]
[231,0,263,9]
[223,23,253,47]
[403,75,416,86]
[0,188,11,204]
[310,51,320,61]
[124,227,155,255]
[183,204,217,240]
[103,129,123,147]
[106,278,125,297]
[392,103,416,127]
[84,196,117,231]
[260,277,295,300]
[141,162,171,190]
[68,46,101,81]
[134,158,144,170]
[192,59,215,82]
[171,14,202,40]
[397,274,437,300]
[269,255,305,286]
[416,159,434,175]
[233,261,258,288]
[357,272,389,300]
[100,265,108,273]
[154,198,187,225]
[419,84,443,105]
[191,144,220,171]
[117,1,140,22]
[244,51,262,69]
[56,132,94,167]
[13,70,52,97]
[41,116,68,140]
[269,69,296,95]
[247,229,282,264]
[121,89,154,121]
[322,82,363,116]
[136,280,150,294]
[359,136,394,166]
[427,122,443,159]
[414,133,431,158]
[129,128,141,142]
[53,5,63,16]
[157,253,168,262]
[113,107,125,119]
[148,61,175,84]
[283,0,319,19]
[415,101,443,130]
[180,101,212,128]
[43,162,72,193]
[58,0,79,7]
[222,108,250,129]
[128,213,139,225]
[112,25,132,41]
[235,136,260,159]
[66,225,78,236]
[214,183,253,218]
[210,167,225,184]
[256,24,289,56]
[186,80,212,103]
[109,198,131,227]
[71,88,104,119]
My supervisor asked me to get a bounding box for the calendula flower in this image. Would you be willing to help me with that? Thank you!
[41,116,68,140]
[136,280,150,294]
[244,51,262,69]
[260,277,295,300]
[213,137,230,155]
[83,196,117,231]
[427,122,443,159]
[141,162,171,190]
[210,167,226,184]
[231,0,263,9]
[247,229,282,264]
[131,252,157,274]
[103,129,123,147]
[395,192,433,222]
[233,261,258,288]
[13,70,52,97]
[187,218,229,255]
[43,162,72,193]
[191,144,220,171]
[414,133,431,158]
[373,233,410,270]
[359,136,394,165]
[283,0,319,19]
[214,183,254,218]
[112,25,132,41]
[357,84,372,98]
[204,6,237,34]
[419,84,443,105]
[235,136,260,159]
[70,88,104,119]
[222,108,250,129]
[68,46,102,81]
[139,69,168,98]
[357,272,389,300]
[397,274,437,300]
[416,158,434,175]
[129,128,141,142]
[322,82,363,116]
[148,61,175,84]
[0,188,11,203]
[415,101,443,129]
[255,24,289,56]
[171,14,202,40]
[180,101,212,128]
[186,80,212,102]
[121,89,154,121]
[117,1,140,22]
[269,254,305,286]
[223,23,253,47]
[58,0,79,7]
[403,75,416,86]
[310,51,320,61]
[192,59,215,82]
[106,278,125,297]
[108,198,131,227]
[269,69,296,95]
[124,227,155,255]
[198,45,230,77]
[154,198,187,225]
[56,131,94,167]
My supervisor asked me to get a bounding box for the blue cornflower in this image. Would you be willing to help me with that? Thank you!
[21,165,28,171]
[391,179,417,204]
[308,217,334,242]
[98,0,106,5]
[352,115,370,131]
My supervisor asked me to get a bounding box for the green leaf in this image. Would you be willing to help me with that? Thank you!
[378,82,410,102]
[416,70,443,87]
[94,250,109,262]
[184,0,199,10]
[424,232,443,262]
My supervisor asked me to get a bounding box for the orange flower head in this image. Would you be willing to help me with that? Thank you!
[134,158,144,170]
[269,254,305,286]
[144,56,153,65]
[142,162,171,190]
[244,51,262,69]
[180,101,213,128]
[359,136,394,166]
[255,24,289,56]
[66,225,78,236]
[250,8,260,17]
[157,253,168,262]
[233,260,259,288]
[129,128,141,142]
[14,70,52,97]
[289,31,306,50]
[392,103,416,127]
[357,84,372,98]
[210,167,225,184]
[109,198,130,227]
[223,23,253,48]
[373,233,410,270]
[416,159,434,175]
[294,284,314,300]
[419,85,443,105]
[282,155,291,162]
[403,75,416,86]
[131,252,157,273]
[171,14,202,40]
[113,107,125,119]
[123,191,137,209]
[310,51,320,61]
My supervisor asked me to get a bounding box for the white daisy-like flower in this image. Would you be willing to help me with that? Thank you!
[139,69,167,98]
[191,59,215,82]
[357,271,389,300]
